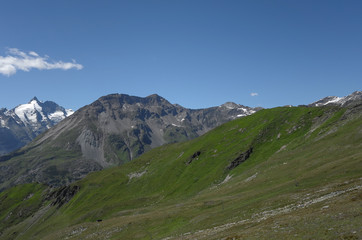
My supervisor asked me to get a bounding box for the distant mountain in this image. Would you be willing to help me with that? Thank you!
[0,97,74,155]
[0,93,259,188]
[309,91,362,107]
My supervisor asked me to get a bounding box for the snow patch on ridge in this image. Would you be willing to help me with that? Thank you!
[48,111,66,122]
[66,109,74,116]
[311,91,362,107]
[0,119,8,128]
[324,97,342,105]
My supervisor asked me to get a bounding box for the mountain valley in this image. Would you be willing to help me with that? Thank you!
[0,92,361,239]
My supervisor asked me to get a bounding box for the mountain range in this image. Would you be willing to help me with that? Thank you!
[309,91,362,107]
[0,97,73,155]
[0,91,361,239]
[2,91,360,158]
[0,94,259,189]
[1,91,361,190]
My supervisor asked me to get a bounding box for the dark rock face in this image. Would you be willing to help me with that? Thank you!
[187,151,201,165]
[45,185,80,208]
[0,93,259,189]
[0,110,32,155]
[227,147,253,170]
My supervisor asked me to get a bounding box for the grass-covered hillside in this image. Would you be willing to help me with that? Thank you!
[1,105,361,239]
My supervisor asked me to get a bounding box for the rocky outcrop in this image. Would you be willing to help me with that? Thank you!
[45,185,80,208]
[227,147,253,170]
[187,151,201,165]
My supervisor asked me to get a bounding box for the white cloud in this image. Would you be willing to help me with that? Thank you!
[28,51,39,57]
[250,92,258,97]
[0,48,83,76]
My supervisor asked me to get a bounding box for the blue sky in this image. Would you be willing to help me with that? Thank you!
[0,0,361,110]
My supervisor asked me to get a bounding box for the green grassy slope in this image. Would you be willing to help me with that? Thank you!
[0,125,84,191]
[0,183,48,235]
[1,106,361,239]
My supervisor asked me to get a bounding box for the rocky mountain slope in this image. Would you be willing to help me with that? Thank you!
[309,91,362,107]
[0,97,73,155]
[0,94,258,189]
[1,101,361,239]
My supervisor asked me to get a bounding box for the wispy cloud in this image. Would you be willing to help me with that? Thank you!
[250,92,258,97]
[0,48,83,76]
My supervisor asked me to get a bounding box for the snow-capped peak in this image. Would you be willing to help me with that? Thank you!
[0,97,73,155]
[221,102,239,109]
[15,98,45,124]
[310,91,362,107]
[11,97,73,129]
[218,102,258,119]
[30,96,41,103]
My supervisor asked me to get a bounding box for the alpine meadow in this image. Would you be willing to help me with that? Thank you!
[1,1,362,239]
